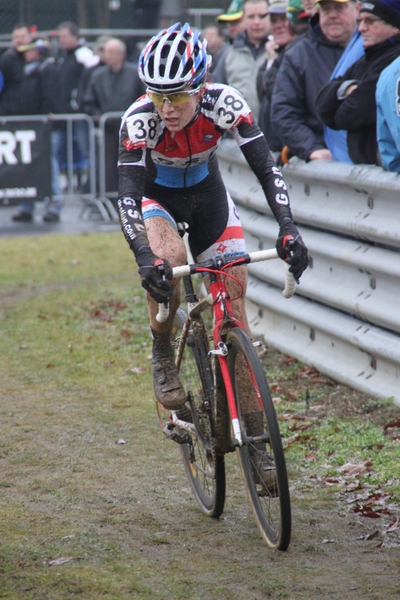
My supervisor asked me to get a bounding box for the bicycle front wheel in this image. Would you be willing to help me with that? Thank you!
[173,308,226,518]
[226,327,291,550]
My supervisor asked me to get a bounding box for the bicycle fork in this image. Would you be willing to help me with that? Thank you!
[215,353,243,447]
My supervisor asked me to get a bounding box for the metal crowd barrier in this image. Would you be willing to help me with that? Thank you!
[216,138,400,406]
[0,113,124,222]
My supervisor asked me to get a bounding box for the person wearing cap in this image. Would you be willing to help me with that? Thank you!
[0,23,32,116]
[286,0,312,34]
[316,0,400,164]
[376,54,400,171]
[212,0,271,121]
[257,1,301,151]
[217,0,245,41]
[270,0,359,162]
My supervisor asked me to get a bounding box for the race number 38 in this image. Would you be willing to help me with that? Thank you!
[128,116,158,143]
[218,93,245,126]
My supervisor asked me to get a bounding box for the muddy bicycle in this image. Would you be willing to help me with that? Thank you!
[156,247,296,550]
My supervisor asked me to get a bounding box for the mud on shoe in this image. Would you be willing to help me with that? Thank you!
[152,355,187,410]
[251,451,278,496]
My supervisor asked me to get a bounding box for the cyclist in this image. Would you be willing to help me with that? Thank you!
[117,22,308,414]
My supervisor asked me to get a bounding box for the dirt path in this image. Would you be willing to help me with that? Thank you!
[1,365,399,600]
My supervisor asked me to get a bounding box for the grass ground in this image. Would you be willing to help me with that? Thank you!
[1,232,399,599]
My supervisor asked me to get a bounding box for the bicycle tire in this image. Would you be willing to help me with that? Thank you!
[172,308,226,518]
[226,327,291,550]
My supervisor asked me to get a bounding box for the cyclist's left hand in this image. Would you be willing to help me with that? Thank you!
[276,225,308,283]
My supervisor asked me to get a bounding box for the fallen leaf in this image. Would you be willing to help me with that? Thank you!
[127,366,145,374]
[104,360,115,368]
[120,329,133,338]
[286,388,299,401]
[305,452,318,461]
[283,434,301,448]
[383,418,400,430]
[385,519,400,533]
[337,462,367,477]
[47,556,74,566]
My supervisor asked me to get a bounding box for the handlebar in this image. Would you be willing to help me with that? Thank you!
[156,248,296,323]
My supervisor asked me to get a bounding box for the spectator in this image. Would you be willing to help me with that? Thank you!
[10,39,61,222]
[316,0,400,165]
[0,23,32,115]
[202,25,229,74]
[301,0,318,20]
[83,38,144,194]
[376,55,400,171]
[286,0,312,35]
[216,0,245,42]
[270,0,359,162]
[323,26,365,162]
[79,35,112,107]
[256,1,299,151]
[212,0,270,121]
[52,21,98,220]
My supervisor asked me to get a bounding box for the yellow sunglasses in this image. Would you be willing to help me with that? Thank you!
[147,87,202,107]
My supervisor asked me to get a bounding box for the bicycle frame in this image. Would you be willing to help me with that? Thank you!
[159,249,296,447]
[157,249,295,548]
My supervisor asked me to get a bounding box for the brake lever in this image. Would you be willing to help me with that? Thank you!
[154,259,169,323]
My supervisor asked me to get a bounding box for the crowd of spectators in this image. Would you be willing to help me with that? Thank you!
[212,0,400,169]
[0,20,144,222]
[1,0,400,223]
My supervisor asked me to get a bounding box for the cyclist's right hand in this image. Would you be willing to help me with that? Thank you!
[136,246,173,303]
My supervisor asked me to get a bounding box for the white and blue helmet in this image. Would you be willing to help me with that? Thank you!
[138,22,210,93]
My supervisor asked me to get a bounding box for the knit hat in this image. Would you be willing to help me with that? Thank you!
[287,0,305,23]
[217,0,244,22]
[359,0,400,29]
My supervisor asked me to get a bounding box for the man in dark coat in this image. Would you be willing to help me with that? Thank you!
[316,0,400,165]
[83,38,144,194]
[10,39,61,222]
[0,23,32,116]
[256,1,300,151]
[270,0,359,162]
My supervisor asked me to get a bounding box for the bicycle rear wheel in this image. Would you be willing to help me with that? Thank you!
[226,327,291,550]
[172,308,226,518]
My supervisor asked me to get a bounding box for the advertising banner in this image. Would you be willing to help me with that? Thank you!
[0,119,52,207]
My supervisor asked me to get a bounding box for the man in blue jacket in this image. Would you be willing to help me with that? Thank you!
[376,55,400,171]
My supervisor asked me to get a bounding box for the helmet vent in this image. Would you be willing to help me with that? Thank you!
[182,57,193,78]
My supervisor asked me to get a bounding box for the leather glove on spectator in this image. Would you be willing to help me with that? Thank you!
[276,223,308,283]
[136,245,173,303]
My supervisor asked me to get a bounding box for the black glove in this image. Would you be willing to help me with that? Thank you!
[276,224,308,283]
[136,245,173,303]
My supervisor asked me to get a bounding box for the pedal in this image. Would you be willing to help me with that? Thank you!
[162,422,191,445]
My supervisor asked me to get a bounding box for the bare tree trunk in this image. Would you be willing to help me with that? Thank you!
[94,0,111,28]
[76,0,88,28]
